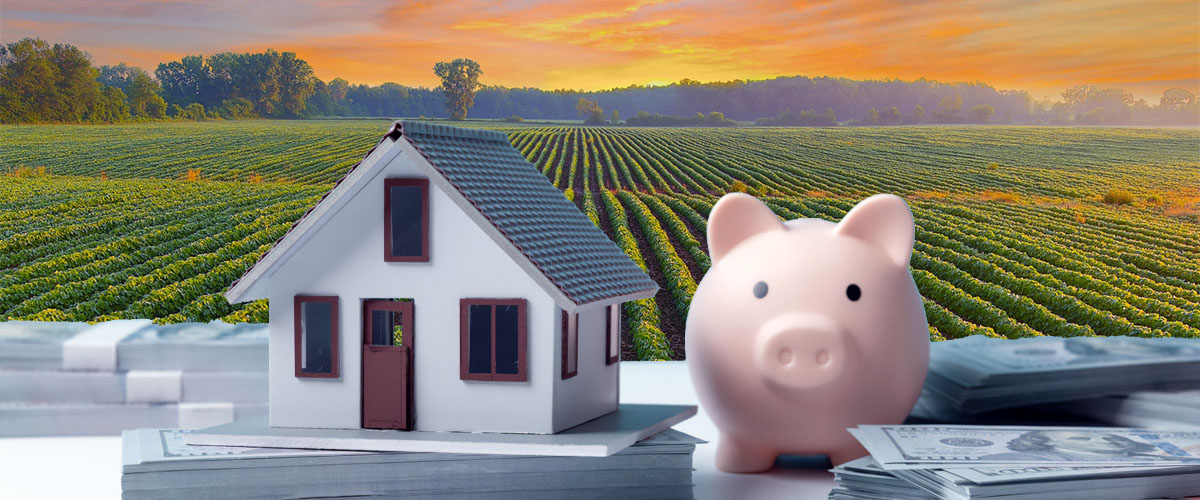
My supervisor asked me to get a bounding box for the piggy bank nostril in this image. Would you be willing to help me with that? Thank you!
[815,349,830,366]
[778,348,794,366]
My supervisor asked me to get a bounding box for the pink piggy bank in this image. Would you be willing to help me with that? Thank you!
[686,193,929,472]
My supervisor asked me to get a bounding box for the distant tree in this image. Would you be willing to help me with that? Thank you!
[156,55,209,107]
[219,97,257,119]
[328,77,350,102]
[0,38,137,123]
[91,85,131,123]
[968,104,995,123]
[910,104,925,124]
[1061,84,1102,105]
[433,58,482,120]
[1077,107,1105,125]
[172,102,209,120]
[754,108,835,126]
[880,106,902,125]
[576,98,604,124]
[863,108,880,125]
[823,107,837,124]
[0,38,59,123]
[1160,88,1195,110]
[99,63,166,118]
[1048,101,1072,124]
[128,70,166,119]
[932,95,963,123]
[97,63,139,92]
[1157,88,1199,125]
[610,109,620,124]
[1061,84,1134,124]
[276,51,316,117]
[628,110,737,127]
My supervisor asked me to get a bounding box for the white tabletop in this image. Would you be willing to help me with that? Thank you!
[0,361,834,499]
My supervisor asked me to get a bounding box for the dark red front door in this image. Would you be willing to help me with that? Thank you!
[362,300,413,430]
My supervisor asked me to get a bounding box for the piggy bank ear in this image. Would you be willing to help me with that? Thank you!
[835,194,915,267]
[708,193,784,264]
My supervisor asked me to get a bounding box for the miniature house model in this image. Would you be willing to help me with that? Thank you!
[224,121,658,435]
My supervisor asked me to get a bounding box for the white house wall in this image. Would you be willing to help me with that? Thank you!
[266,150,556,434]
[551,306,619,432]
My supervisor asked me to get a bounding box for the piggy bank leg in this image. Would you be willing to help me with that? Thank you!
[827,441,869,466]
[715,434,777,473]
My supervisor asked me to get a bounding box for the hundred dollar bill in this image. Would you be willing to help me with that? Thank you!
[850,425,1200,469]
[931,335,1200,386]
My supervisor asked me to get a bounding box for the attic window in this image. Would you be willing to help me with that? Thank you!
[384,178,429,262]
[294,295,339,378]
[460,299,527,382]
[606,305,619,365]
[561,310,577,379]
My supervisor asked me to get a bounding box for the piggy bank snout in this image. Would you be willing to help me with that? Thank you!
[754,315,851,392]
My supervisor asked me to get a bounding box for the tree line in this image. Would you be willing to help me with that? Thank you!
[2,37,1196,126]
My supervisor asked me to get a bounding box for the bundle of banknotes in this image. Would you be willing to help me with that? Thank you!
[831,425,1200,500]
[913,335,1200,426]
[0,320,267,436]
[1039,389,1200,431]
[122,428,700,500]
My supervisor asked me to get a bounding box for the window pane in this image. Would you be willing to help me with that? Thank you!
[370,310,393,346]
[495,304,520,375]
[566,313,577,374]
[301,301,333,374]
[392,309,404,346]
[389,185,424,257]
[608,306,619,360]
[468,304,492,374]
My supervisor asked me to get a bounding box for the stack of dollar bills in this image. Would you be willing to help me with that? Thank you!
[1042,389,1200,430]
[913,335,1200,426]
[831,425,1200,500]
[122,428,700,500]
[0,320,267,436]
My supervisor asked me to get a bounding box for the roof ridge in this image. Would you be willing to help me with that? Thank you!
[396,120,509,143]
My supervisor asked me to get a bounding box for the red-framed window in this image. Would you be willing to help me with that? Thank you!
[384,178,429,262]
[294,295,339,378]
[561,310,578,380]
[460,299,527,382]
[605,305,619,365]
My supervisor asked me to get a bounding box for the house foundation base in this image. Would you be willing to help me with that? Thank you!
[183,403,697,457]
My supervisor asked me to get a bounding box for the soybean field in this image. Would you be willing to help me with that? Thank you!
[2,120,1197,360]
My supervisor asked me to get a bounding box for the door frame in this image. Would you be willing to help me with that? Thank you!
[361,299,414,430]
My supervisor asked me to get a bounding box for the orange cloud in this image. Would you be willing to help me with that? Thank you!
[1,0,1196,101]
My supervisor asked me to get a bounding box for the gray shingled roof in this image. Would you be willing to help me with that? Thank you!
[397,121,657,306]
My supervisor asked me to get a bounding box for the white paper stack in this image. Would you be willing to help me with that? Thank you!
[122,428,699,500]
[0,320,268,436]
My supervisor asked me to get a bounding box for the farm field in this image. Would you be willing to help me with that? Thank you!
[2,120,1198,360]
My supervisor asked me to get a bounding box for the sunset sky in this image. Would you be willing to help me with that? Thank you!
[2,0,1197,101]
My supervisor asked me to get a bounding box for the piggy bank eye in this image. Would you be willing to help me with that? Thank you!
[846,284,862,301]
[753,281,768,299]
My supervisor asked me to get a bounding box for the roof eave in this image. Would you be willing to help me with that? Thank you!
[569,287,659,314]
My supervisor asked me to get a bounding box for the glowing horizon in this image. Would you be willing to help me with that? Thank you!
[2,0,1197,102]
